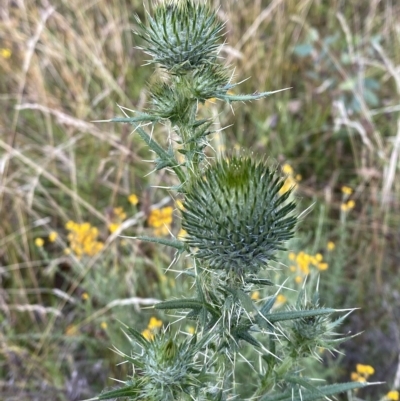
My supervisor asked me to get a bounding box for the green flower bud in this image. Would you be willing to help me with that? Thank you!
[182,157,297,274]
[287,290,349,359]
[107,329,217,401]
[135,0,224,73]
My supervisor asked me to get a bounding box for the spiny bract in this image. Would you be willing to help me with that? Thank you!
[182,157,297,274]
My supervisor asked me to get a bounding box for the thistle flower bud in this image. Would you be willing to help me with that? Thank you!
[107,328,216,401]
[182,157,297,274]
[287,290,350,359]
[135,0,224,73]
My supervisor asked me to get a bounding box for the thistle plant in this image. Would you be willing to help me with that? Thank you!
[87,1,372,400]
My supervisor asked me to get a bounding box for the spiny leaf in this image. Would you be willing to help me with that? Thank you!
[155,298,203,310]
[245,278,274,286]
[260,381,371,401]
[216,88,291,103]
[136,236,186,252]
[261,308,335,323]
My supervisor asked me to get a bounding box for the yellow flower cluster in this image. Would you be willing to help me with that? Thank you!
[289,251,328,283]
[341,199,356,212]
[341,186,353,195]
[279,163,302,195]
[34,231,58,248]
[387,391,399,401]
[108,207,127,233]
[142,316,163,341]
[65,221,104,258]
[148,206,173,236]
[341,185,355,212]
[350,364,375,382]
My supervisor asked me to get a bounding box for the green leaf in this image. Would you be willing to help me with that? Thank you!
[261,381,371,401]
[262,308,335,323]
[136,236,186,252]
[245,278,274,286]
[237,330,261,348]
[260,296,277,316]
[111,114,159,124]
[216,88,291,103]
[155,298,203,310]
[130,123,185,183]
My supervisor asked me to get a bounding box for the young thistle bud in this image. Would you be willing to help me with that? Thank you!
[111,329,215,401]
[135,0,225,73]
[287,290,349,360]
[182,157,297,275]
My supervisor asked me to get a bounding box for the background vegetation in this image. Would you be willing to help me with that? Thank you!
[1,0,399,400]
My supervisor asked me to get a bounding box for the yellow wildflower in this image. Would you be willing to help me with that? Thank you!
[276,294,286,304]
[295,276,302,284]
[128,193,139,205]
[315,253,323,262]
[81,292,89,301]
[387,391,399,401]
[141,317,163,341]
[148,206,173,236]
[327,241,335,251]
[347,200,355,209]
[107,207,127,233]
[148,317,163,330]
[341,200,356,212]
[282,163,294,175]
[187,326,196,335]
[289,250,329,277]
[108,222,120,233]
[351,364,374,382]
[251,291,260,301]
[113,207,127,220]
[341,186,353,195]
[280,175,297,195]
[317,262,328,271]
[100,321,108,330]
[0,48,11,58]
[65,220,104,258]
[356,364,374,376]
[35,238,44,247]
[142,328,154,341]
[279,163,301,194]
[48,231,58,242]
